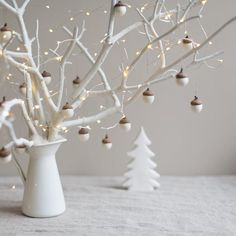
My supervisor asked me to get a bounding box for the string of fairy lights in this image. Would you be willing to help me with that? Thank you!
[0,0,225,167]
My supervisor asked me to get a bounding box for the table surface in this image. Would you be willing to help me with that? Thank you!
[0,176,236,236]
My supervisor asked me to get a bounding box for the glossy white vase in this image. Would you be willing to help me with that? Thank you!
[22,139,66,218]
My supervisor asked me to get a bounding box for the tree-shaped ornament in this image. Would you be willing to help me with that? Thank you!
[123,127,160,191]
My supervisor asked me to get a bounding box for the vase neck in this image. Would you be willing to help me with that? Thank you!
[28,139,66,159]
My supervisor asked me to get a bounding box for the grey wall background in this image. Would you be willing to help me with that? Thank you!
[0,0,236,176]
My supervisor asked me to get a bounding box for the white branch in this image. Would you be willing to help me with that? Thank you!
[20,0,31,12]
[63,106,121,128]
[0,99,38,137]
[57,26,79,108]
[0,0,16,13]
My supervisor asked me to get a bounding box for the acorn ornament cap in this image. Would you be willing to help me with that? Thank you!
[119,116,131,132]
[182,35,193,50]
[78,128,90,142]
[0,96,6,107]
[41,70,52,85]
[62,102,74,118]
[19,82,27,95]
[114,1,127,16]
[73,76,80,88]
[0,147,12,163]
[175,68,189,86]
[190,96,203,113]
[143,88,155,104]
[102,134,112,150]
[15,144,27,154]
[0,23,12,43]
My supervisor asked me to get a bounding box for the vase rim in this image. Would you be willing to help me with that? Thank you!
[32,138,67,147]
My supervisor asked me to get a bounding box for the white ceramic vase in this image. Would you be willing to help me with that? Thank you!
[22,139,66,218]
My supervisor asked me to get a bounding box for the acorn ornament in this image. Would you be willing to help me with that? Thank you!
[114,1,127,16]
[119,116,131,132]
[62,102,74,118]
[15,144,27,154]
[19,82,27,95]
[78,128,90,142]
[182,35,193,50]
[0,23,12,43]
[41,70,52,85]
[72,76,80,88]
[0,96,6,107]
[190,96,203,113]
[0,147,12,163]
[102,134,112,150]
[143,88,155,104]
[175,68,189,86]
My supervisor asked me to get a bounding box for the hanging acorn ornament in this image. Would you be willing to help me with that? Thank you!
[142,88,155,104]
[72,76,80,88]
[102,134,112,150]
[190,96,203,113]
[0,23,12,43]
[0,96,6,107]
[15,144,27,154]
[182,35,193,50]
[175,68,189,86]
[0,147,12,163]
[62,102,74,118]
[119,116,131,132]
[114,1,127,16]
[41,70,52,85]
[78,127,90,142]
[19,82,27,95]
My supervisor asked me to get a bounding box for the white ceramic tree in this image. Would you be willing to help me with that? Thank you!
[123,127,160,191]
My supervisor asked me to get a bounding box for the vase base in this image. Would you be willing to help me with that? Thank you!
[22,207,65,218]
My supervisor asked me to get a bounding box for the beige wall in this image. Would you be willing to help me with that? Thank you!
[0,0,236,176]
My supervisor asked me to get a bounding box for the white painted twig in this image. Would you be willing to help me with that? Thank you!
[63,26,121,108]
[0,99,38,137]
[36,19,40,68]
[57,26,79,108]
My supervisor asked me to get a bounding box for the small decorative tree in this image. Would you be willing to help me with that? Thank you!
[123,127,160,191]
[0,0,235,217]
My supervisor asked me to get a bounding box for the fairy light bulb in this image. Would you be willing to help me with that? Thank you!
[123,69,129,78]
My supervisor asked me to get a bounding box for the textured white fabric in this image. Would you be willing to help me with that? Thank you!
[0,176,236,235]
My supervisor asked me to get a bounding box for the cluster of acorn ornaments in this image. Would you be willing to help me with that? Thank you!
[175,68,204,113]
[78,128,113,150]
[19,70,52,94]
[77,116,132,150]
